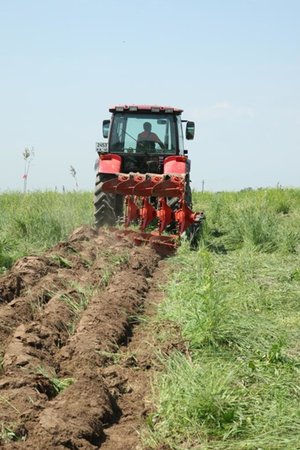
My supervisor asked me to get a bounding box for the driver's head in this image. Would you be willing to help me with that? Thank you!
[143,122,152,132]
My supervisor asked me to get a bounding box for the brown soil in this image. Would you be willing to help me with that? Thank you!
[0,226,167,449]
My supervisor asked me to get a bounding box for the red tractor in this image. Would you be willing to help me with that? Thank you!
[94,105,204,253]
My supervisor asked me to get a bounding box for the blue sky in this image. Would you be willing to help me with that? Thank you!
[0,0,299,192]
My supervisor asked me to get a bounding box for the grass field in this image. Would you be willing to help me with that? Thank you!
[145,188,300,449]
[0,191,93,272]
[0,188,299,449]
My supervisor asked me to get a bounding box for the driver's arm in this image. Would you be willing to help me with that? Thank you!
[154,134,165,149]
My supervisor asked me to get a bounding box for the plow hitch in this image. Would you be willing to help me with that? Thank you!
[102,173,204,254]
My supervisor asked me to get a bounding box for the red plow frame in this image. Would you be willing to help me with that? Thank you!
[102,173,204,255]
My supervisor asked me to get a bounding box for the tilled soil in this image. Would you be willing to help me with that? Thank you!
[0,226,165,449]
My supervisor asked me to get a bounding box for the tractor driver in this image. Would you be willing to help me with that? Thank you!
[137,122,165,151]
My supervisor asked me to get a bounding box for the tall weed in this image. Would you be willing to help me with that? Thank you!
[0,191,93,271]
[193,189,300,254]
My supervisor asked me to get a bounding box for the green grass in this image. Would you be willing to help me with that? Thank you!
[36,366,75,394]
[0,191,93,272]
[193,188,300,254]
[0,423,25,443]
[145,188,300,450]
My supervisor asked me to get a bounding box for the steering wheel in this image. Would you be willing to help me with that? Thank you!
[136,140,156,152]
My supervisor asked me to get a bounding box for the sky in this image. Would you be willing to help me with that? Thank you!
[0,0,299,192]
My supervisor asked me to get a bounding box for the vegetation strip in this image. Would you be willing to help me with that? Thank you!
[144,189,300,450]
[0,192,93,272]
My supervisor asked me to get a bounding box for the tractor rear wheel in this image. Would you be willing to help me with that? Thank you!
[184,183,202,249]
[94,174,123,228]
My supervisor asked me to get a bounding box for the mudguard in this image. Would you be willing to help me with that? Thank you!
[98,154,122,174]
[163,156,189,174]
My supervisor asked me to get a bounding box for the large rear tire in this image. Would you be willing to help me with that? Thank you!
[94,174,123,228]
[184,183,203,249]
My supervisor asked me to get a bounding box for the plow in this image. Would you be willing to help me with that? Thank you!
[94,105,204,254]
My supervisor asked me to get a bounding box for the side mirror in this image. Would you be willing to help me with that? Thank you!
[102,120,110,139]
[186,121,195,140]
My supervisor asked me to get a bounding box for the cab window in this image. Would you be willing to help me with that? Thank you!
[109,113,178,154]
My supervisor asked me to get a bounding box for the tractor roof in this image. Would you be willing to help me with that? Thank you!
[109,104,183,114]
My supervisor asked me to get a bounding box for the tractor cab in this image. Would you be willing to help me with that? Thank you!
[99,105,195,175]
